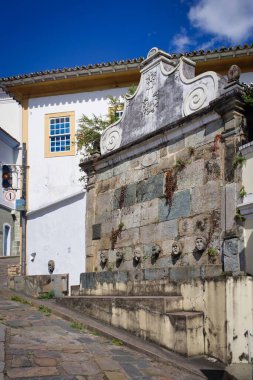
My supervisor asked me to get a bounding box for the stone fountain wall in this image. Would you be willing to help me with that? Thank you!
[82,48,246,276]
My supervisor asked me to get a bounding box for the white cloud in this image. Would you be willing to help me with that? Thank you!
[188,0,253,43]
[172,29,193,52]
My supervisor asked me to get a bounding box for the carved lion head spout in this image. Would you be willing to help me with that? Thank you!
[100,251,108,265]
[133,246,142,264]
[195,236,207,252]
[172,241,182,256]
[48,260,55,274]
[116,250,123,264]
[151,244,161,260]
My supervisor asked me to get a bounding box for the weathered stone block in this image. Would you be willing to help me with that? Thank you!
[144,268,169,281]
[159,190,191,221]
[181,236,199,255]
[92,224,101,240]
[96,168,113,181]
[136,173,164,203]
[155,156,175,173]
[95,191,114,215]
[221,183,237,233]
[167,138,185,154]
[114,169,144,188]
[160,239,176,256]
[177,160,205,190]
[140,220,177,244]
[160,147,167,158]
[191,181,221,214]
[140,199,159,226]
[121,204,141,229]
[223,238,240,272]
[169,266,201,281]
[179,213,215,238]
[113,161,131,176]
[113,183,136,209]
[115,227,139,248]
[204,158,222,183]
[202,265,223,278]
[97,177,116,194]
[185,127,205,147]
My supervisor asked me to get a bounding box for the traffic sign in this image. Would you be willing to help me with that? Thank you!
[4,190,16,202]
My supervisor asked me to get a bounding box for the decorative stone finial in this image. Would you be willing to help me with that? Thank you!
[147,47,159,58]
[228,65,241,83]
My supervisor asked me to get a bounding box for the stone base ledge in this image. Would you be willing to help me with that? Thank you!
[8,274,69,298]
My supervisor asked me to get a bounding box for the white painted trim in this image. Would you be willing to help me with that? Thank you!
[239,141,253,156]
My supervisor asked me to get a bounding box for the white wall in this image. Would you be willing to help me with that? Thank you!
[26,87,128,286]
[241,72,253,84]
[28,87,127,210]
[0,89,22,143]
[26,192,85,287]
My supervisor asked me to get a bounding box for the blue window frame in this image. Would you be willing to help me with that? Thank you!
[49,117,71,152]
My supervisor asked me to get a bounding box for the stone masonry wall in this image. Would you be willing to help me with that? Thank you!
[86,114,243,274]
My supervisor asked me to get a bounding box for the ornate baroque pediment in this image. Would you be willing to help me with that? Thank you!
[101,47,223,155]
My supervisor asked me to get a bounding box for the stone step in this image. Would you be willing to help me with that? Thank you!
[79,266,222,297]
[166,312,204,356]
[59,295,183,314]
[56,296,204,357]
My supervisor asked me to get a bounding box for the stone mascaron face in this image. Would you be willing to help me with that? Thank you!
[151,244,161,259]
[100,251,108,264]
[48,260,55,274]
[172,241,182,256]
[133,247,142,263]
[195,237,207,252]
[116,250,123,262]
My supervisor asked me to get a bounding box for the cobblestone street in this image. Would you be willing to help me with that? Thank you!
[0,295,203,380]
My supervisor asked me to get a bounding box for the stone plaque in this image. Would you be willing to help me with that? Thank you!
[92,224,101,240]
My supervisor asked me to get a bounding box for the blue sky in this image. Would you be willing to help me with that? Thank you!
[1,0,253,77]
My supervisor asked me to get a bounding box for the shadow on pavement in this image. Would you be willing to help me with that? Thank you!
[201,369,237,380]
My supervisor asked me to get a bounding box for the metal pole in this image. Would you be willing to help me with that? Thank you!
[21,143,27,275]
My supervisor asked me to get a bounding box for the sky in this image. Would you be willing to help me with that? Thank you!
[1,0,253,78]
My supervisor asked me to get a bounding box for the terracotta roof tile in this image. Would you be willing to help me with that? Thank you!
[1,43,252,82]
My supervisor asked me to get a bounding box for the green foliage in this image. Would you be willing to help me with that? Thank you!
[242,83,253,107]
[174,158,186,170]
[207,247,219,257]
[70,321,86,331]
[38,305,51,316]
[38,291,54,299]
[76,87,137,157]
[234,209,246,223]
[239,186,247,198]
[10,295,32,305]
[233,155,246,169]
[125,85,137,97]
[76,114,110,156]
[111,338,123,346]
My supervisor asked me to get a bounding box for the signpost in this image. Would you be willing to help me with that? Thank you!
[4,190,16,202]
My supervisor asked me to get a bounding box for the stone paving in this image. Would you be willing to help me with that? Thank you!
[0,296,203,380]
